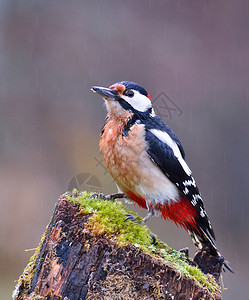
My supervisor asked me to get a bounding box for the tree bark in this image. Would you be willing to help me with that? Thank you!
[14,193,222,300]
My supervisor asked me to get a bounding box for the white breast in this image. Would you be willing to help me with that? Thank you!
[135,151,180,207]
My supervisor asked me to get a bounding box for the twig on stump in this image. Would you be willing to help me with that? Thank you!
[13,192,222,300]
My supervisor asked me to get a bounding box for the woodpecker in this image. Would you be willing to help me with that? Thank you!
[91,81,233,273]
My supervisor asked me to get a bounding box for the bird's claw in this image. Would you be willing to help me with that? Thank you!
[178,247,189,258]
[124,213,137,222]
[89,193,109,200]
[149,233,158,245]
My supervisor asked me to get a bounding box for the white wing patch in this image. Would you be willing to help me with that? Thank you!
[150,129,192,176]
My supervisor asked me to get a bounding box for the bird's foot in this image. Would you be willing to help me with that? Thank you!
[140,209,154,225]
[124,213,137,222]
[124,214,157,245]
[90,192,126,201]
[89,193,107,200]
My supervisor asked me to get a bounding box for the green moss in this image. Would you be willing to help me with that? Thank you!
[69,190,152,248]
[13,232,46,299]
[67,190,220,294]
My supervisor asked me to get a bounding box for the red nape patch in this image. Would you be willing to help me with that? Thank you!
[147,93,152,101]
[125,191,147,209]
[159,198,198,231]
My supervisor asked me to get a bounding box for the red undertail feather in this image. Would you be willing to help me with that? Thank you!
[125,193,199,233]
[159,197,198,232]
[125,191,147,209]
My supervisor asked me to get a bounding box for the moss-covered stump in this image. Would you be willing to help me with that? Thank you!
[13,191,222,300]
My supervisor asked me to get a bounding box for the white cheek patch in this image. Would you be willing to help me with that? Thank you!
[150,129,192,176]
[123,90,152,112]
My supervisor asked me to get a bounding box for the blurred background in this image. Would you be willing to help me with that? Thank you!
[0,0,248,299]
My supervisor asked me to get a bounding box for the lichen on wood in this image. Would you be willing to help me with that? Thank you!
[13,191,222,300]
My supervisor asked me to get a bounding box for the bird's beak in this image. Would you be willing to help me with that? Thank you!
[91,86,118,100]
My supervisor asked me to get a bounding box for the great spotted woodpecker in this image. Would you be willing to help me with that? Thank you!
[91,81,233,273]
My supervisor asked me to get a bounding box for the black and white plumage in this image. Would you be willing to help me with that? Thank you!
[144,117,215,240]
[92,80,233,273]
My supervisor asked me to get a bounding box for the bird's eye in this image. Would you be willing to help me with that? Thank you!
[126,90,134,98]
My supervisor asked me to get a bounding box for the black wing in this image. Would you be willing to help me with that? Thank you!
[144,119,215,240]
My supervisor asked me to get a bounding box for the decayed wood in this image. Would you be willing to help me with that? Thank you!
[194,244,224,282]
[14,194,222,300]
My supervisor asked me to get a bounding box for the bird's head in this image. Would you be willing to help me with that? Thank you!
[91,81,154,118]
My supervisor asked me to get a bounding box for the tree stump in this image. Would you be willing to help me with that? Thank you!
[13,192,222,300]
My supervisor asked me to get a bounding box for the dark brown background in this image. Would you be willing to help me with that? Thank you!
[0,1,248,299]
